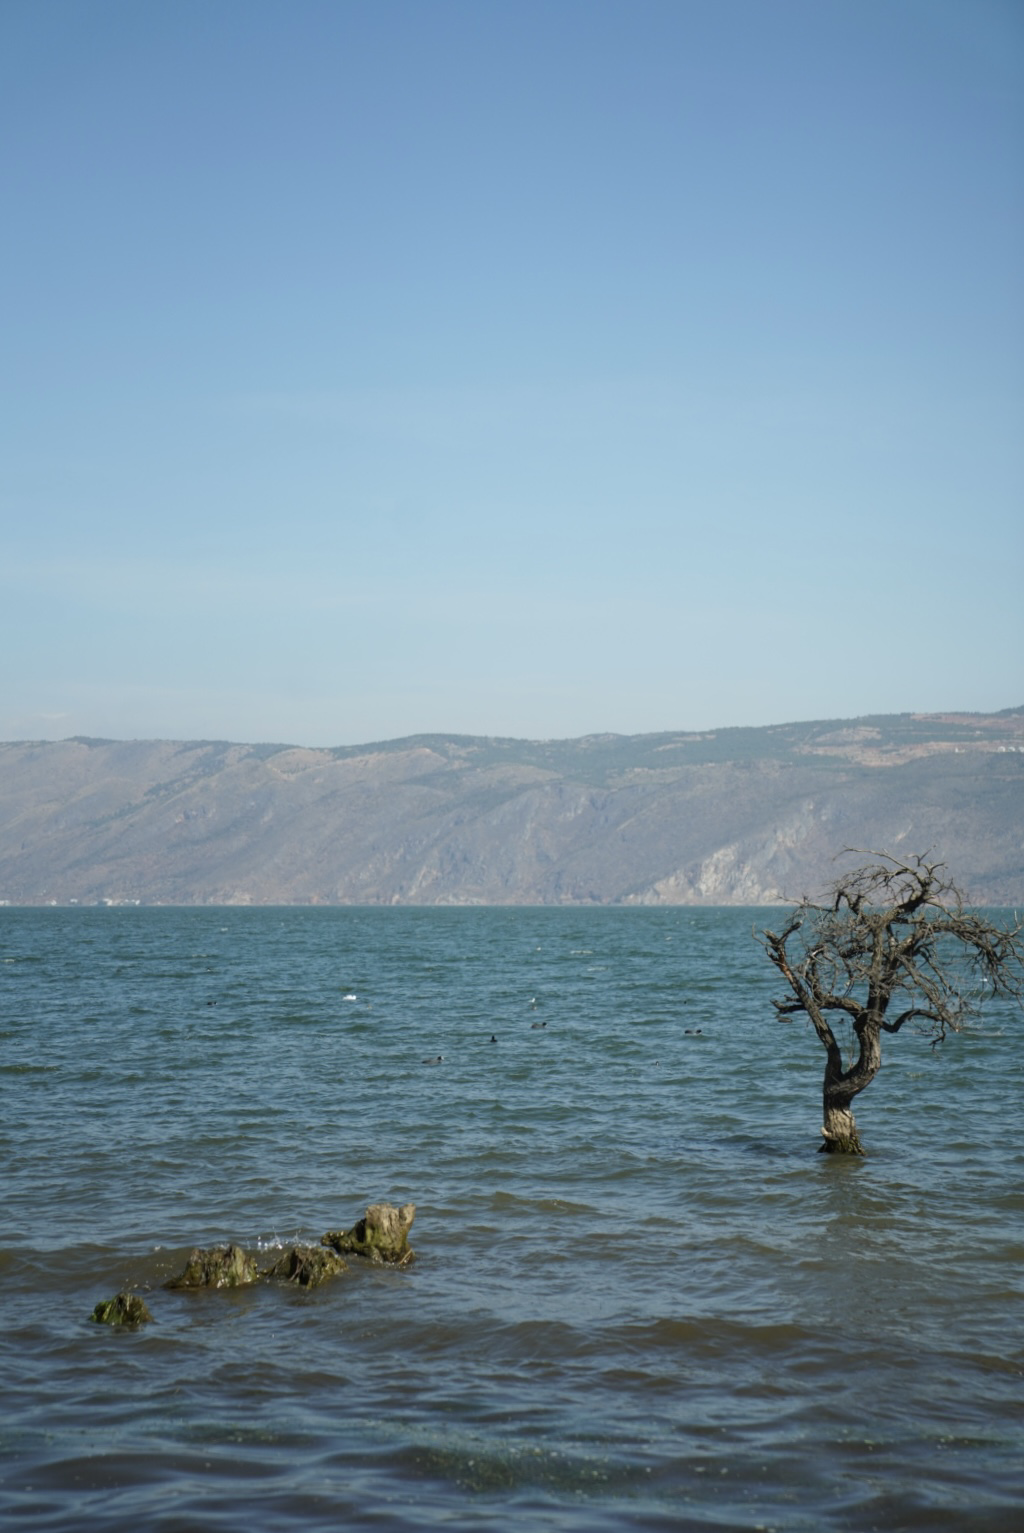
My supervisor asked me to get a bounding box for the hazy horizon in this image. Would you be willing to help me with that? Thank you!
[4,699,1021,756]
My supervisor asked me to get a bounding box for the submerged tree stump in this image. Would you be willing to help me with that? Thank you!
[91,1291,153,1325]
[263,1244,348,1288]
[92,1203,415,1324]
[165,1243,261,1289]
[321,1202,415,1265]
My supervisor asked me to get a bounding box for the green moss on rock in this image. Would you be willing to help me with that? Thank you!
[264,1244,348,1288]
[91,1291,153,1325]
[165,1243,260,1289]
[322,1201,415,1265]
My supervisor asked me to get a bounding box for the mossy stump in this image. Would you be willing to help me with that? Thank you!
[91,1291,153,1326]
[166,1243,260,1289]
[264,1244,348,1288]
[322,1202,415,1266]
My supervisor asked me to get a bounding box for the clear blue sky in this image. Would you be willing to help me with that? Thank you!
[2,0,1021,746]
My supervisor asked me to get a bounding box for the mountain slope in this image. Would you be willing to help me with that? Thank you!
[1,710,1021,905]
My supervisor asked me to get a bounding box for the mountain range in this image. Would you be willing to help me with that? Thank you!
[1,708,1021,906]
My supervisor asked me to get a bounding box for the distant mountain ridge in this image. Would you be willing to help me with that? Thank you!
[1,708,1022,906]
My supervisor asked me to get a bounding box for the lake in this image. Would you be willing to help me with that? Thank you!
[2,906,1022,1530]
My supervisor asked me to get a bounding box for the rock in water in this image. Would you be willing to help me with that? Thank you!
[165,1243,260,1289]
[321,1202,415,1265]
[263,1244,348,1288]
[91,1291,153,1325]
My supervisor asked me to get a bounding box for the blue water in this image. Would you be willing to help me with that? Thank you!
[2,907,1022,1530]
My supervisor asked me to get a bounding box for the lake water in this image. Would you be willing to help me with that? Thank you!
[2,906,1022,1531]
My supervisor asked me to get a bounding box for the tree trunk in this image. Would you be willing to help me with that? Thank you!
[820,1097,864,1155]
[819,1020,883,1155]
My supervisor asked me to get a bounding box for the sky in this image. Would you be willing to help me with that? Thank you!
[1,0,1022,747]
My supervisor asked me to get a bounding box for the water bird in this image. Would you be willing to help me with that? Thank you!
[530,1020,547,1030]
[489,1034,498,1043]
[422,1054,444,1065]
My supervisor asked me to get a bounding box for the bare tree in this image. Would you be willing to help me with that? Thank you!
[760,851,1023,1154]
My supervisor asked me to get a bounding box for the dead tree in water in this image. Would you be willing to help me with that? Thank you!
[760,852,1023,1154]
